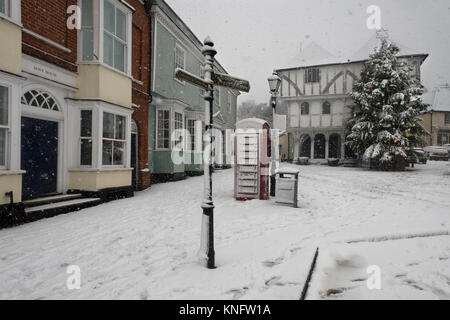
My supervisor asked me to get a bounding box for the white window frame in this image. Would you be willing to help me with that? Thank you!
[155,108,171,151]
[0,0,9,17]
[103,0,128,73]
[174,44,186,85]
[102,111,127,167]
[173,111,184,150]
[0,84,10,169]
[78,0,132,76]
[79,109,93,167]
[80,0,94,61]
[187,119,196,151]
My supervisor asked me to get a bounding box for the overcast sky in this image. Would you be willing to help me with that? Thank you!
[165,0,450,104]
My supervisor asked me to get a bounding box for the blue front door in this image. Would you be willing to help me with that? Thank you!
[21,117,59,200]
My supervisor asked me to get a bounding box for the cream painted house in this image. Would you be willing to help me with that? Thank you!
[0,0,137,226]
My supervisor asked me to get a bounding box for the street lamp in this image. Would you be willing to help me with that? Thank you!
[268,71,281,197]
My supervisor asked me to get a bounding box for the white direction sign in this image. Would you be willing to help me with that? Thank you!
[175,68,250,93]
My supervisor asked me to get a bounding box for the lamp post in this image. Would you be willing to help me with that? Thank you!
[268,72,281,197]
[174,38,250,270]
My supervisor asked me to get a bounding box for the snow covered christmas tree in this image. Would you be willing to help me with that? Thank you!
[346,39,428,170]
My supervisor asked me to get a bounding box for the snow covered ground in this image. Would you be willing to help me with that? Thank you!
[0,161,449,300]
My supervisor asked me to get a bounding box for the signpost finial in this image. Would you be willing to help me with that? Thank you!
[204,36,214,46]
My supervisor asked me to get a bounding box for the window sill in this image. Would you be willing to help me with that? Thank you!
[69,168,133,172]
[0,170,26,176]
[0,14,23,29]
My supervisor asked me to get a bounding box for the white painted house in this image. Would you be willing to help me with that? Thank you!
[276,39,428,162]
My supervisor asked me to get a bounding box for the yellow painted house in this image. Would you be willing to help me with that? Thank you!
[0,0,139,227]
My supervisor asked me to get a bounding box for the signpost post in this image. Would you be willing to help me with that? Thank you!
[175,37,250,269]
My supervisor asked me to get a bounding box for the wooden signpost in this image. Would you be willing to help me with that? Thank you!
[175,37,250,269]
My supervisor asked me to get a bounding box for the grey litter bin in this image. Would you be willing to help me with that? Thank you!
[275,169,299,208]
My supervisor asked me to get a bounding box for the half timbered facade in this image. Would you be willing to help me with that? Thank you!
[276,44,427,162]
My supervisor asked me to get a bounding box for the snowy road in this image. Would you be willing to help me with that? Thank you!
[0,162,449,300]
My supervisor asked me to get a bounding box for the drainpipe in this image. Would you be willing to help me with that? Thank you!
[145,0,153,102]
[145,0,154,181]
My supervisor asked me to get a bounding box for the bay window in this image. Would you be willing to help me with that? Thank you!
[174,45,185,83]
[157,110,170,149]
[104,0,126,72]
[0,0,7,16]
[102,112,126,166]
[81,0,94,61]
[174,112,184,150]
[187,119,195,151]
[0,86,8,168]
[80,110,93,166]
[79,0,131,74]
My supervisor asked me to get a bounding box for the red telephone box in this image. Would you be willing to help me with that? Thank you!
[234,118,271,201]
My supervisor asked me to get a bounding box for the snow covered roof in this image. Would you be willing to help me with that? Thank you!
[430,85,450,112]
[279,42,339,70]
[350,34,427,62]
[277,34,427,72]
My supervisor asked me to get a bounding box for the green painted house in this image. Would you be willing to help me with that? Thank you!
[149,0,239,181]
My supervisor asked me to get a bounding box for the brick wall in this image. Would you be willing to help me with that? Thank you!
[21,0,152,190]
[22,0,78,72]
[130,0,151,190]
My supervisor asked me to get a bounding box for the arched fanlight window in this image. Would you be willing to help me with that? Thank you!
[322,101,331,115]
[21,89,60,111]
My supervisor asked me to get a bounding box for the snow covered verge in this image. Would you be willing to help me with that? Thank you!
[0,162,449,300]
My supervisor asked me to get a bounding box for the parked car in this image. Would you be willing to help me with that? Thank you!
[423,146,450,161]
[406,148,428,164]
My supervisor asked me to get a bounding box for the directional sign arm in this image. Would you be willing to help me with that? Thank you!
[175,68,251,94]
[175,68,210,91]
[212,72,251,93]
